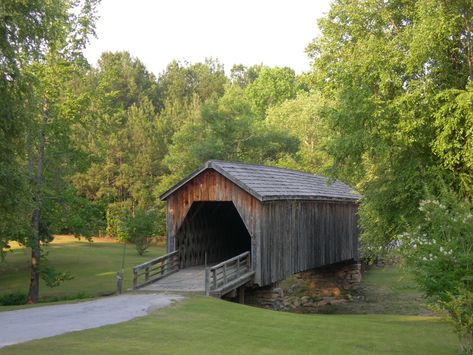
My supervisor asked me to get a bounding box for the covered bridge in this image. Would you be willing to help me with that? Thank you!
[133,160,360,296]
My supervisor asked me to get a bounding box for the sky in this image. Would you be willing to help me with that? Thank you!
[83,0,332,76]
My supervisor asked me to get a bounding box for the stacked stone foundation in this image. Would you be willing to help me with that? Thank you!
[245,260,363,312]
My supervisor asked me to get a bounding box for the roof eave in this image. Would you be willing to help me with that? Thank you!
[159,161,264,201]
[261,195,360,203]
[159,163,209,201]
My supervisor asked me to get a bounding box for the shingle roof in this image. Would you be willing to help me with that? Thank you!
[160,160,360,202]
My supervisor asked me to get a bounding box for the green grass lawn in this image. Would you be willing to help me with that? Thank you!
[0,236,165,303]
[0,241,459,354]
[0,296,457,354]
[341,264,432,315]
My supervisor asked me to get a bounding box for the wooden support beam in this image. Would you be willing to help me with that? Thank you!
[238,287,245,304]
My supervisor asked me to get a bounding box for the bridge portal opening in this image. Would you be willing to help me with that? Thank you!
[175,201,251,268]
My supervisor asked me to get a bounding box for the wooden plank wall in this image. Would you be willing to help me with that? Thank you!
[164,168,359,287]
[260,201,359,285]
[165,169,263,284]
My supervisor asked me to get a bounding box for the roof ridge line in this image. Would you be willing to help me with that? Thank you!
[160,160,360,202]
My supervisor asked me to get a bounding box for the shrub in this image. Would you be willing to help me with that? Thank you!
[106,203,158,255]
[438,289,473,354]
[0,292,27,306]
[399,190,473,353]
[122,209,157,256]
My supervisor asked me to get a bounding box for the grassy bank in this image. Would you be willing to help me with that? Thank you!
[0,235,165,303]
[0,240,458,353]
[0,296,457,354]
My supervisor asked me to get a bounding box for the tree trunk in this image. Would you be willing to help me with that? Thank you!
[27,104,47,304]
[27,208,41,304]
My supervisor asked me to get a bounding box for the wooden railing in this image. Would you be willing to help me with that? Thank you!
[205,251,254,296]
[132,250,180,289]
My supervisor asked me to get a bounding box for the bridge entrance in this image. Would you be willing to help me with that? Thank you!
[175,201,251,268]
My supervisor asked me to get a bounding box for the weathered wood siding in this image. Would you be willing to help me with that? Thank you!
[166,169,263,283]
[164,169,359,288]
[260,201,358,285]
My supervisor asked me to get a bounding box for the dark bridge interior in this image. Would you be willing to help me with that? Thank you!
[176,201,251,267]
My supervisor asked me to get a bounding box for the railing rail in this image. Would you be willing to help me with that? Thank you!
[132,250,180,289]
[205,251,253,296]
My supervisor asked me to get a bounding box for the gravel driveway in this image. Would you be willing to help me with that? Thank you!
[0,293,182,348]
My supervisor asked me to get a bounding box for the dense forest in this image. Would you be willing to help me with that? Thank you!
[1,0,472,349]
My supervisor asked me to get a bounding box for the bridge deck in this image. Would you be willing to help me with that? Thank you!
[138,266,206,293]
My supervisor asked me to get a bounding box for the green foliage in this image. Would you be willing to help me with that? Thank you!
[39,265,73,289]
[106,202,157,255]
[0,292,28,306]
[160,85,299,190]
[0,0,96,258]
[438,289,473,354]
[245,66,299,118]
[399,189,473,349]
[230,64,262,88]
[310,2,473,349]
[0,0,100,302]
[122,209,158,256]
[432,85,473,194]
[309,0,473,248]
[266,92,332,174]
[106,201,132,241]
[400,192,473,297]
[157,59,227,114]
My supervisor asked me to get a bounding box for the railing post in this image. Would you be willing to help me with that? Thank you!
[205,267,210,296]
[161,258,165,276]
[223,264,227,284]
[132,268,137,290]
[145,266,149,282]
[212,269,217,289]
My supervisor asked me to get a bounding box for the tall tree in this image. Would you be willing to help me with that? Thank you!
[265,92,332,174]
[309,1,473,348]
[71,52,160,205]
[308,0,473,247]
[160,85,299,190]
[245,66,300,118]
[230,64,263,88]
[0,0,99,303]
[0,0,77,257]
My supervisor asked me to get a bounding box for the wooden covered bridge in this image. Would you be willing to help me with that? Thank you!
[132,160,360,297]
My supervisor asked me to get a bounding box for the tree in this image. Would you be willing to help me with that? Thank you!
[0,0,99,303]
[265,92,332,174]
[0,0,80,258]
[70,52,163,233]
[309,0,473,348]
[159,85,299,191]
[308,0,473,247]
[157,59,227,108]
[230,64,263,88]
[245,66,300,118]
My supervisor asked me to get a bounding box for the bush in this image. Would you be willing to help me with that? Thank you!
[438,289,473,354]
[399,190,473,353]
[0,292,27,306]
[106,203,158,255]
[123,209,157,256]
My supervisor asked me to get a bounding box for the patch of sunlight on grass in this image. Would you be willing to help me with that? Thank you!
[0,237,166,304]
[96,272,116,276]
